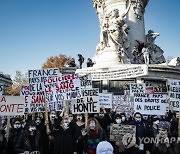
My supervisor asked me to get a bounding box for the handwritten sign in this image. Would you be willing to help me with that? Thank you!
[134,93,168,115]
[130,83,145,95]
[79,74,92,89]
[0,96,25,116]
[99,93,112,108]
[28,68,59,92]
[71,88,100,114]
[21,85,45,113]
[110,124,136,142]
[168,79,180,111]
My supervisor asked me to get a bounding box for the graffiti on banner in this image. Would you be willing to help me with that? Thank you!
[168,79,180,111]
[44,74,82,102]
[99,93,112,108]
[21,85,45,113]
[0,96,25,116]
[134,93,168,115]
[79,74,92,89]
[71,88,100,114]
[28,68,59,92]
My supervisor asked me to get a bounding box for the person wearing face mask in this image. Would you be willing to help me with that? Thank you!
[22,121,42,154]
[151,121,174,154]
[7,118,27,154]
[129,112,150,154]
[74,114,85,154]
[0,126,7,154]
[53,116,77,154]
[120,113,129,124]
[96,108,112,134]
[81,117,107,154]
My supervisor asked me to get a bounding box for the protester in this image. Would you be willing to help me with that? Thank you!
[151,121,174,154]
[81,117,107,154]
[7,118,26,154]
[74,114,85,154]
[53,116,76,154]
[129,112,150,154]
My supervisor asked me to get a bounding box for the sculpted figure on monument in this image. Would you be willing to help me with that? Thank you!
[133,0,144,20]
[78,54,84,69]
[142,45,151,64]
[108,9,129,51]
[87,58,94,67]
[146,30,160,46]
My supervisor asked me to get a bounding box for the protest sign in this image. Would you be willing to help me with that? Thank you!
[168,79,180,111]
[28,68,59,92]
[79,74,92,89]
[99,93,112,108]
[21,85,45,113]
[44,73,82,101]
[112,95,134,115]
[110,124,136,142]
[0,84,4,95]
[0,96,25,116]
[134,93,168,115]
[71,88,100,114]
[130,83,145,95]
[76,65,148,80]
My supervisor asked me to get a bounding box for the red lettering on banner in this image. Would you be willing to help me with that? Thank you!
[32,96,44,103]
[0,97,6,102]
[17,104,24,113]
[0,104,24,113]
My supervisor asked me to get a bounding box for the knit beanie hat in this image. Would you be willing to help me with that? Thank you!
[96,141,113,154]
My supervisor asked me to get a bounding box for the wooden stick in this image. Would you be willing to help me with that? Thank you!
[44,93,50,135]
[85,113,88,128]
[178,111,180,138]
[6,116,11,141]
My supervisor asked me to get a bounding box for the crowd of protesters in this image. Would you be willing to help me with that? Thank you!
[0,107,180,154]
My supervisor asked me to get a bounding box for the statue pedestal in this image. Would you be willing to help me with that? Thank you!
[93,50,121,67]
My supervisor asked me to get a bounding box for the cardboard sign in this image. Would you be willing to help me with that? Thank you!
[134,93,168,115]
[130,83,145,95]
[168,79,180,111]
[0,96,25,116]
[28,68,59,92]
[71,88,100,114]
[21,85,45,113]
[79,74,92,89]
[0,84,4,95]
[110,124,136,142]
[113,95,134,115]
[44,74,82,101]
[76,65,148,80]
[99,93,112,108]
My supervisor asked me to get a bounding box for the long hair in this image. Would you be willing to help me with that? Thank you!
[86,117,102,133]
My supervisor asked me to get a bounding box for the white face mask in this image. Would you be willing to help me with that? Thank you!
[116,119,121,124]
[63,123,69,129]
[50,115,56,119]
[89,123,96,130]
[135,117,141,122]
[69,117,73,122]
[77,116,82,121]
[35,120,41,125]
[14,124,21,129]
[29,127,36,132]
[121,117,126,122]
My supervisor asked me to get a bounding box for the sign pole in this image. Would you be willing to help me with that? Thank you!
[44,93,50,135]
[178,111,180,138]
[6,116,10,141]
